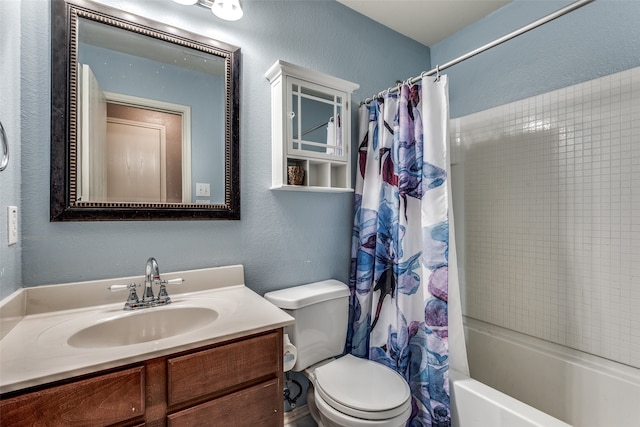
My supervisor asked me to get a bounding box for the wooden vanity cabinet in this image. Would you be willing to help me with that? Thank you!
[163,330,282,427]
[0,366,146,426]
[0,329,284,427]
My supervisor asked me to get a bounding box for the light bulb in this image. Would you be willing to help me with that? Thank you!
[211,0,243,21]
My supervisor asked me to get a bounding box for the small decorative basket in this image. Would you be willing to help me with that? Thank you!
[287,166,305,185]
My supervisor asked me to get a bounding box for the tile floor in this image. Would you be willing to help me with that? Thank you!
[284,414,317,427]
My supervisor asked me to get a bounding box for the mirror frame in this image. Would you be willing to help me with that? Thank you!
[51,0,240,221]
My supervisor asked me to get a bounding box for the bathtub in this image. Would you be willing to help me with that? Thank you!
[463,317,640,427]
[450,369,570,427]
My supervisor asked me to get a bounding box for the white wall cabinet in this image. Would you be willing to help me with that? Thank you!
[266,60,359,192]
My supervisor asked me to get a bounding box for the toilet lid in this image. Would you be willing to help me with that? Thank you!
[313,354,411,419]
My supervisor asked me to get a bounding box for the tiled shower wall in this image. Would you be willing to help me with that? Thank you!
[451,66,640,368]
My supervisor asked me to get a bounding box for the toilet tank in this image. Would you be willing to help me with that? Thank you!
[264,280,350,371]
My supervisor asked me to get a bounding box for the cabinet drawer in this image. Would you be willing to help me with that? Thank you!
[0,366,145,427]
[167,378,280,427]
[167,332,279,406]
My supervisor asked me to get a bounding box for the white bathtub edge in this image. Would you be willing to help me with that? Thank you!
[464,317,640,386]
[464,316,640,427]
[450,369,572,427]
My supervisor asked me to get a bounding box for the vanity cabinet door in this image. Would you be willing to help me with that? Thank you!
[167,331,280,406]
[166,378,280,427]
[0,366,145,427]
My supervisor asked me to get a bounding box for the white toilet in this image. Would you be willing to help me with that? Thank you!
[265,280,412,427]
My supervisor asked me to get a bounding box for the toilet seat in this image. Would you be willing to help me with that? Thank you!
[313,354,411,421]
[313,387,411,427]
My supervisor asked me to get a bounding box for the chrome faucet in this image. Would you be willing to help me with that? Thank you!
[109,258,184,310]
[143,257,160,304]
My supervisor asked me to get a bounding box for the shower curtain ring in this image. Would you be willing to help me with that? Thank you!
[435,65,441,82]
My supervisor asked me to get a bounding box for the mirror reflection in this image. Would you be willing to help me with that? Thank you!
[77,18,225,205]
[290,82,344,156]
[50,0,240,221]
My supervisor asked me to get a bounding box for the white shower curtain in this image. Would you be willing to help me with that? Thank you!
[347,75,468,427]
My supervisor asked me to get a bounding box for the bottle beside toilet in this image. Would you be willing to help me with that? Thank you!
[265,280,411,427]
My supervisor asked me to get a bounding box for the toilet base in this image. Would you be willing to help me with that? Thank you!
[306,384,325,427]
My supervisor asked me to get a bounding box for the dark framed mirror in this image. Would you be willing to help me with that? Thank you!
[51,0,240,221]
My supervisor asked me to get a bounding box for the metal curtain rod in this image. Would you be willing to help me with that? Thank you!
[362,0,596,105]
[302,117,334,136]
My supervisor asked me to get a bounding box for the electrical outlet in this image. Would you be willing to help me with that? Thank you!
[7,206,17,246]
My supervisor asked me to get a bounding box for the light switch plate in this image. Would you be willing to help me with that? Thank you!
[196,183,210,197]
[7,206,17,246]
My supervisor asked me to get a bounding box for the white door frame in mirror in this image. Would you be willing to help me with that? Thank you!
[104,92,192,204]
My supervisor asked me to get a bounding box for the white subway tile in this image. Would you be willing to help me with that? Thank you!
[455,66,640,368]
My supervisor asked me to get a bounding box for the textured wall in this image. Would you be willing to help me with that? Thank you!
[0,0,22,299]
[17,0,429,294]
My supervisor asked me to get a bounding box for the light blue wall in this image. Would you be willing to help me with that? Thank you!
[16,0,429,295]
[431,0,640,119]
[0,1,22,299]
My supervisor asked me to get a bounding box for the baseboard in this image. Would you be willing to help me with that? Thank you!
[283,404,310,425]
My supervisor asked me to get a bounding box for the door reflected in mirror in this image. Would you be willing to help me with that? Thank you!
[51,0,240,220]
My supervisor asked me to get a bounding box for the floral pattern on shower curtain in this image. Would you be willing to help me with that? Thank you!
[347,78,450,427]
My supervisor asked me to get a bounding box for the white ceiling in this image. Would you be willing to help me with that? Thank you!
[337,0,511,47]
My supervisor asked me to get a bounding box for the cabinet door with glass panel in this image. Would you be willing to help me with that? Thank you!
[266,61,359,192]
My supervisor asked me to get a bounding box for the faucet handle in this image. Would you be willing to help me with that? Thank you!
[109,283,141,310]
[109,283,139,292]
[155,278,184,305]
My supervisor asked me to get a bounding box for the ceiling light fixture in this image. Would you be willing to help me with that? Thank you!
[172,0,243,21]
[211,0,243,21]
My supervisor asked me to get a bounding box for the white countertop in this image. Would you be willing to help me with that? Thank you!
[0,265,294,394]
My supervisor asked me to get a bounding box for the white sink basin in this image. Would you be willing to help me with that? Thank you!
[0,265,296,395]
[67,307,218,348]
